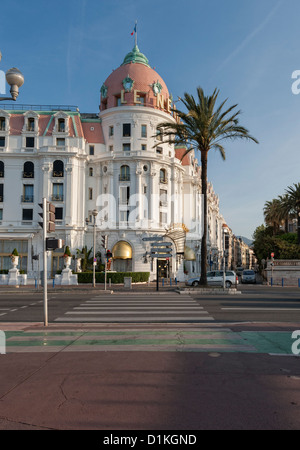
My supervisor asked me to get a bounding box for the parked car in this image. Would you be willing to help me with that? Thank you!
[241,269,256,284]
[186,271,238,288]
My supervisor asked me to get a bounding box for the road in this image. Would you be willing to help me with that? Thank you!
[0,284,299,324]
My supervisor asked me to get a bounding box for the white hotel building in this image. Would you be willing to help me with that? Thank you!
[0,44,228,282]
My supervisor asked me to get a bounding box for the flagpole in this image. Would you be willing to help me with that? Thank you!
[135,20,138,47]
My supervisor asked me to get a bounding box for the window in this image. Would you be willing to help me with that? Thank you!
[0,137,5,147]
[156,146,163,155]
[0,184,3,202]
[160,189,168,206]
[160,169,167,184]
[141,125,147,138]
[53,160,64,177]
[120,165,130,181]
[22,209,33,221]
[123,143,130,152]
[123,124,131,137]
[0,161,4,177]
[27,118,35,132]
[55,207,63,220]
[109,126,114,137]
[0,209,2,221]
[120,210,130,222]
[89,167,93,177]
[119,186,130,205]
[23,162,34,178]
[26,137,35,148]
[143,186,147,194]
[52,183,64,201]
[89,145,94,156]
[156,128,163,141]
[160,211,167,225]
[116,96,121,107]
[109,145,113,152]
[141,144,147,151]
[89,188,93,200]
[56,138,65,147]
[58,118,65,132]
[22,185,34,203]
[0,117,5,131]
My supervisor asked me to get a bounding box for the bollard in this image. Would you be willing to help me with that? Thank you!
[53,278,55,288]
[109,278,111,288]
[162,278,164,287]
[282,278,284,287]
[175,277,177,285]
[170,278,172,286]
[35,279,37,289]
[298,279,300,288]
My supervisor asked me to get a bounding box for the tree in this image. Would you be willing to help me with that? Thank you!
[76,246,93,272]
[285,183,300,244]
[263,199,283,235]
[156,87,258,285]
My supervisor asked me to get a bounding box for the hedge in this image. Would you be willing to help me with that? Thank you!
[74,272,150,284]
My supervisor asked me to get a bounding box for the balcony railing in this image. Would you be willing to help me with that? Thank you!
[119,175,131,181]
[52,194,64,202]
[23,172,34,179]
[21,195,34,203]
[52,171,64,178]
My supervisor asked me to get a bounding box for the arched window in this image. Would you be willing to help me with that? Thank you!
[53,160,64,178]
[160,169,167,184]
[23,162,34,179]
[89,167,93,177]
[0,161,4,178]
[120,165,130,181]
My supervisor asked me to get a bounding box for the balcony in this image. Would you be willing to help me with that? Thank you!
[23,172,34,179]
[119,175,131,182]
[21,195,34,203]
[52,194,64,202]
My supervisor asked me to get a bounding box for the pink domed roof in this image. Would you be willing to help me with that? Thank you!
[100,45,170,112]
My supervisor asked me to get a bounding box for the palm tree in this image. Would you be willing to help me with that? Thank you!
[156,87,258,285]
[263,199,283,235]
[76,246,93,272]
[285,183,300,244]
[278,194,292,233]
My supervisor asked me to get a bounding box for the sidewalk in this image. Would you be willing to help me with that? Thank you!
[0,321,299,430]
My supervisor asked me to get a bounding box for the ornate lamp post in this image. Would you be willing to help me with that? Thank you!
[86,209,98,288]
[0,51,24,101]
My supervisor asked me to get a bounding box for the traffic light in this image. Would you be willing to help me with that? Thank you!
[46,238,65,251]
[225,234,230,250]
[101,235,108,250]
[38,201,56,232]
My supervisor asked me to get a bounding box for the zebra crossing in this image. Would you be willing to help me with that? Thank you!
[54,293,214,323]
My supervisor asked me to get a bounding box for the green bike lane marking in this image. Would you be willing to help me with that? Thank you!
[2,329,296,354]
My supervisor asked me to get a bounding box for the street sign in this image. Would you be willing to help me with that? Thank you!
[142,236,164,242]
[271,252,275,258]
[150,242,172,247]
[151,248,172,253]
[151,254,173,258]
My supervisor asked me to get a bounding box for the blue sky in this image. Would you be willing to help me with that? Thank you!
[1,0,299,240]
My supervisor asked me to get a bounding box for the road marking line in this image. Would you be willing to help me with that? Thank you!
[222,307,300,311]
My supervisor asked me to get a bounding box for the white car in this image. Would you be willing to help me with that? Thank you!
[186,271,238,288]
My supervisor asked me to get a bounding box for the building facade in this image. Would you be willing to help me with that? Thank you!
[0,44,254,282]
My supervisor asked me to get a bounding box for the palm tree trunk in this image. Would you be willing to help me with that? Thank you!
[200,150,208,285]
[298,211,300,245]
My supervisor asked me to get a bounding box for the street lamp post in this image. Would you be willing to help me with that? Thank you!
[86,209,98,288]
[0,52,24,101]
[92,209,98,288]
[223,228,228,289]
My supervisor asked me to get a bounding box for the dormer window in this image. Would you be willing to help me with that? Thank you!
[0,117,5,131]
[27,118,35,132]
[58,118,65,132]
